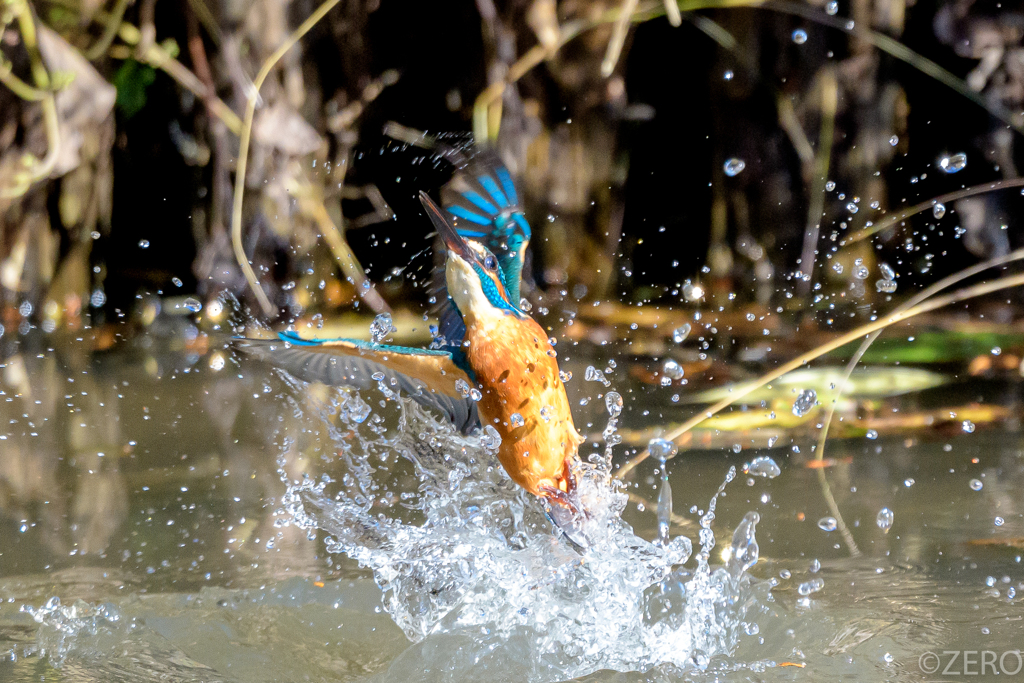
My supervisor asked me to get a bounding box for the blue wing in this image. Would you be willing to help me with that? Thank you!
[235,332,479,432]
[440,149,531,305]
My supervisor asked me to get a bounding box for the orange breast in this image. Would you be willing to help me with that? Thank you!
[464,313,584,498]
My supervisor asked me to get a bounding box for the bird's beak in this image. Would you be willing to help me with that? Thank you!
[419,191,476,262]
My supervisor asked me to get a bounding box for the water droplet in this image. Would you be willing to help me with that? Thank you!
[876,279,897,293]
[825,1,838,14]
[904,478,915,487]
[846,202,859,214]
[797,578,824,596]
[585,366,611,386]
[724,70,734,81]
[888,135,899,146]
[481,424,502,450]
[853,264,870,280]
[510,412,525,428]
[469,388,482,401]
[744,455,781,478]
[791,29,807,44]
[792,389,817,417]
[690,650,710,670]
[866,429,878,439]
[809,558,821,573]
[682,281,704,301]
[728,511,760,576]
[969,479,983,491]
[825,180,836,191]
[932,202,946,219]
[455,378,470,397]
[939,152,967,173]
[348,395,371,423]
[605,391,623,418]
[648,438,678,462]
[884,652,894,663]
[182,297,202,313]
[879,262,895,280]
[662,359,684,380]
[559,370,572,382]
[724,158,746,177]
[673,323,692,343]
[540,405,553,422]
[962,420,975,433]
[172,277,183,287]
[818,516,837,532]
[832,262,844,274]
[370,312,396,343]
[876,507,894,532]
[995,516,1005,527]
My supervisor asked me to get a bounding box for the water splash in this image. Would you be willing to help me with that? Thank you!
[268,379,772,680]
[370,312,397,343]
[20,597,134,667]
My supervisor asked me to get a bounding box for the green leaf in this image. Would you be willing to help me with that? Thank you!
[113,59,156,118]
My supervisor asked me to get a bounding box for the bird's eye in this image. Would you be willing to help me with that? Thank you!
[484,255,498,270]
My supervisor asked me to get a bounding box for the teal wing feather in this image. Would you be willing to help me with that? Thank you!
[234,332,479,432]
[440,148,531,305]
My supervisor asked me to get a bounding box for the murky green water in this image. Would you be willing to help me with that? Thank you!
[1,330,1023,681]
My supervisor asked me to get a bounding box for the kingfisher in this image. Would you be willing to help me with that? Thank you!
[238,192,585,534]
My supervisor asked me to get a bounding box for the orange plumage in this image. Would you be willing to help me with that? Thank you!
[463,310,584,502]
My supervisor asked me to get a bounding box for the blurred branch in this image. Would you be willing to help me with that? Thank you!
[135,0,158,60]
[617,270,1024,480]
[844,178,1024,244]
[662,0,682,27]
[303,186,391,313]
[763,0,1024,135]
[634,0,1024,135]
[184,0,222,45]
[472,0,746,141]
[231,0,344,317]
[112,23,243,133]
[0,58,47,100]
[795,66,836,300]
[602,0,640,77]
[0,0,61,200]
[813,248,1024,558]
[84,0,132,60]
[39,0,243,131]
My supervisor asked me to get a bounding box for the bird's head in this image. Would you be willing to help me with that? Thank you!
[420,192,523,322]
